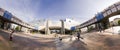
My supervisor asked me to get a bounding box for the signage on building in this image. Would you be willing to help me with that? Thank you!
[3,11,12,20]
[71,26,76,31]
[96,12,104,21]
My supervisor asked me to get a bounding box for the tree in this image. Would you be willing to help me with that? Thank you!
[88,26,94,32]
[118,20,120,25]
[15,26,20,31]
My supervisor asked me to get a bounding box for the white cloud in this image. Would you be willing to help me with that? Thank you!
[0,0,39,22]
[64,0,120,23]
[0,0,119,24]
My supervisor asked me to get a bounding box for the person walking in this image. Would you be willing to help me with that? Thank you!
[9,30,15,41]
[59,37,62,41]
[77,32,83,40]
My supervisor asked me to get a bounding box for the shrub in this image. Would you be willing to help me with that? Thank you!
[118,20,120,25]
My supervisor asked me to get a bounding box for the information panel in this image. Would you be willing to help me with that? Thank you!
[96,12,104,21]
[3,11,12,20]
[71,26,76,31]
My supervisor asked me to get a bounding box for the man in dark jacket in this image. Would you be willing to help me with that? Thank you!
[77,32,83,40]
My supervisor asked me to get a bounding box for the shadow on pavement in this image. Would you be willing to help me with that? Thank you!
[0,30,56,50]
[0,30,12,50]
[13,34,56,50]
[69,39,87,50]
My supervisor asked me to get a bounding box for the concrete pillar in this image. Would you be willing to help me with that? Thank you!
[61,20,65,34]
[87,26,89,32]
[95,23,99,31]
[101,19,110,29]
[19,26,22,31]
[95,23,102,31]
[3,22,6,29]
[3,22,10,30]
[45,20,50,34]
[7,23,11,30]
[0,20,5,29]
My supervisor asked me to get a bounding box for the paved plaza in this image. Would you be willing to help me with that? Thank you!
[0,0,120,50]
[0,29,120,50]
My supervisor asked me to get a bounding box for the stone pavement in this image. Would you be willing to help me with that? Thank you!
[1,29,120,50]
[0,30,56,50]
[55,35,87,50]
[81,32,120,50]
[55,31,120,50]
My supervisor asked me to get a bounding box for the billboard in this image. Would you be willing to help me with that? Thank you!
[96,12,104,21]
[3,11,12,20]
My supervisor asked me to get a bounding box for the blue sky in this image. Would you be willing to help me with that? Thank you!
[0,0,119,23]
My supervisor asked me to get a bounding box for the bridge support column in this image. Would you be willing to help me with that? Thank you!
[19,26,22,31]
[8,23,11,30]
[3,22,7,29]
[95,23,100,31]
[95,23,103,32]
[45,20,51,34]
[87,26,89,32]
[101,19,110,29]
[87,26,92,32]
[3,22,11,30]
[61,20,65,34]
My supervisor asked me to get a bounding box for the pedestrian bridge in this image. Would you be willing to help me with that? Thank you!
[0,8,34,30]
[76,1,120,31]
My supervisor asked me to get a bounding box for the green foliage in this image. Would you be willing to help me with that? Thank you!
[15,26,20,31]
[88,26,94,32]
[31,30,38,34]
[118,20,120,25]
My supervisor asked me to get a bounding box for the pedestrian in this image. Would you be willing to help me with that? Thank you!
[9,30,15,41]
[77,32,83,40]
[59,37,62,41]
